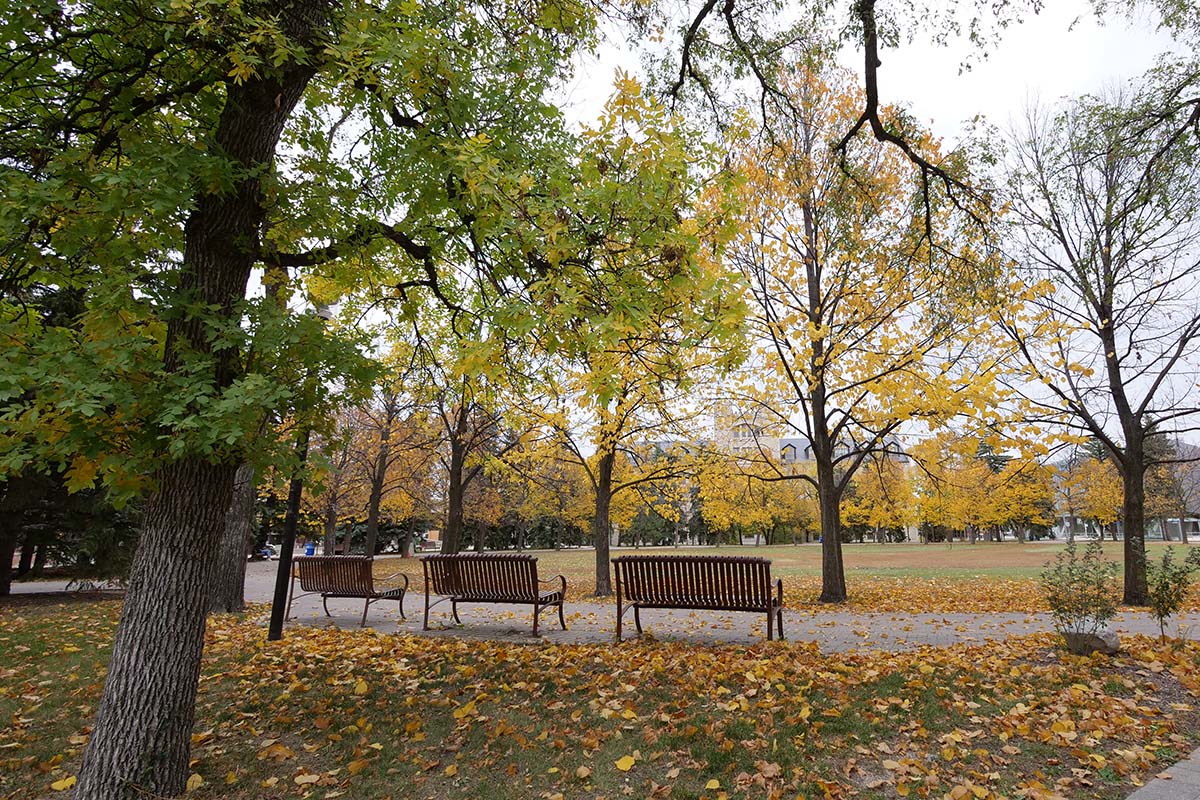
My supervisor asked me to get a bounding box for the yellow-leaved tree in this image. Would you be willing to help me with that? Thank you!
[522,77,747,595]
[728,64,1009,601]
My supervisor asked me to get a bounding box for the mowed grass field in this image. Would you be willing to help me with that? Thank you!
[373,541,1200,612]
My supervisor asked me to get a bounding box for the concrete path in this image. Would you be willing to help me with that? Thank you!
[10,561,1200,652]
[1128,747,1200,800]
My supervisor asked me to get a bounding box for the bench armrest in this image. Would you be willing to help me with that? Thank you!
[377,571,410,590]
[775,577,784,605]
[539,574,567,596]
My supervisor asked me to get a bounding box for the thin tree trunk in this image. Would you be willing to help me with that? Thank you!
[322,501,337,555]
[442,439,466,554]
[592,450,615,597]
[1121,457,1149,605]
[209,463,256,614]
[816,458,846,603]
[364,426,390,558]
[16,536,34,577]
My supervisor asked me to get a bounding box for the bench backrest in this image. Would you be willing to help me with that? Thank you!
[613,555,774,610]
[296,556,374,594]
[422,553,539,601]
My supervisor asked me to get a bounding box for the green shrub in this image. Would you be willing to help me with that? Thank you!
[1041,539,1118,635]
[1145,547,1200,641]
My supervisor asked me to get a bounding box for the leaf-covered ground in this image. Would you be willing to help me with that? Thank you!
[2,596,1199,799]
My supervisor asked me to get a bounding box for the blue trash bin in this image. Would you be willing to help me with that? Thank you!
[304,541,315,556]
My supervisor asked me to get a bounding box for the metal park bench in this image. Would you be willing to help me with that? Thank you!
[421,553,567,636]
[612,555,784,641]
[286,556,409,627]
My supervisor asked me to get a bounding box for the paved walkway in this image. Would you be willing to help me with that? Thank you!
[11,561,1200,651]
[1127,747,1200,800]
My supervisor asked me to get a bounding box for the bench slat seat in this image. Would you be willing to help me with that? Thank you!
[286,556,408,627]
[613,555,784,641]
[421,553,567,636]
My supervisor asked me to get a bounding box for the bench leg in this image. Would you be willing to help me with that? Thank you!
[361,598,370,627]
[633,606,642,636]
[615,598,622,640]
[776,607,784,640]
[766,609,773,641]
[285,571,297,622]
[397,592,406,621]
[532,604,539,638]
[451,600,461,625]
[423,590,430,631]
[557,601,566,631]
[322,596,331,618]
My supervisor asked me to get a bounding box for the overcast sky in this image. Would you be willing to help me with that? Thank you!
[566,1,1183,139]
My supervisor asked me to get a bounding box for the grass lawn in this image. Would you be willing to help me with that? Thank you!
[372,542,1200,613]
[2,595,1199,800]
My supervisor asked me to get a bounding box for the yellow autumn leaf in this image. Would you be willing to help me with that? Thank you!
[294,773,320,785]
[575,766,592,779]
[444,764,458,776]
[185,773,203,792]
[615,755,636,771]
[348,759,370,775]
[49,776,77,792]
[353,679,368,695]
[705,778,721,789]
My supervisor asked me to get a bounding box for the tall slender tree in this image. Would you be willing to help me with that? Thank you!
[1002,72,1200,604]
[729,64,1007,602]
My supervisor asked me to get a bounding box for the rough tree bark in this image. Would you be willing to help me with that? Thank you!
[75,2,331,794]
[441,435,466,554]
[1121,451,1148,605]
[592,450,615,597]
[209,463,256,614]
[364,429,390,558]
[323,501,338,554]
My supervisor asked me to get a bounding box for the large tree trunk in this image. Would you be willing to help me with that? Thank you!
[75,8,328,793]
[77,459,235,798]
[592,450,615,597]
[209,464,256,614]
[1121,456,1149,605]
